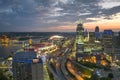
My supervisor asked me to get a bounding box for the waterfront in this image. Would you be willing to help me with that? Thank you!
[0,44,22,59]
[0,32,120,80]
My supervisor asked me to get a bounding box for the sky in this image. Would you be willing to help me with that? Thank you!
[0,0,120,32]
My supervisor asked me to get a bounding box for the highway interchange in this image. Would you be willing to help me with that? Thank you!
[46,39,85,80]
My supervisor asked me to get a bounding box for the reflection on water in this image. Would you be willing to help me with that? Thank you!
[0,43,23,59]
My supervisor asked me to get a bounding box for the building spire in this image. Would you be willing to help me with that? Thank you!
[77,18,83,24]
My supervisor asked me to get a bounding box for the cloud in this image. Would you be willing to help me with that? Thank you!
[0,0,120,32]
[78,12,92,16]
[98,2,120,9]
[84,12,120,31]
[98,0,120,9]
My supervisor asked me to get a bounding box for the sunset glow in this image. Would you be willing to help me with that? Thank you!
[0,0,120,32]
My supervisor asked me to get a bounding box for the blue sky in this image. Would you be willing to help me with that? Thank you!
[0,0,120,32]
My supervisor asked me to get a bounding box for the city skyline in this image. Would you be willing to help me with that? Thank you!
[0,0,120,32]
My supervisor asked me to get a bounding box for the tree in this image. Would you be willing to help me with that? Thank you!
[90,73,100,80]
[106,73,114,80]
[0,70,8,80]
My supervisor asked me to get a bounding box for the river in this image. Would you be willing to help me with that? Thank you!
[0,44,23,59]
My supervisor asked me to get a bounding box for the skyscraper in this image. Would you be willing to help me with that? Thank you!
[103,30,114,61]
[103,30,113,45]
[95,26,100,40]
[84,29,88,38]
[76,20,84,61]
[95,26,99,32]
[12,51,43,80]
[84,29,89,42]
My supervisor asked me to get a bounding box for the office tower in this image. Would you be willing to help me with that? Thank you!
[118,32,120,46]
[12,51,43,80]
[76,20,84,61]
[84,29,89,42]
[112,32,120,61]
[84,29,88,38]
[95,26,99,32]
[103,30,113,46]
[95,26,100,40]
[103,30,114,61]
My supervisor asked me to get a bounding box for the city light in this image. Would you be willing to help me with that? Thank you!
[0,1,120,80]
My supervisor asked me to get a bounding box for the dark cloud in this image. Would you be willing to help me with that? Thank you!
[0,0,120,32]
[101,6,120,16]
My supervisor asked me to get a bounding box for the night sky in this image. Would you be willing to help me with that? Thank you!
[0,0,120,32]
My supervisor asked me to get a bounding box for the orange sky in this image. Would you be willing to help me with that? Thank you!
[47,13,120,32]
[35,12,120,32]
[46,21,120,32]
[44,24,120,32]
[84,19,120,31]
[84,13,120,31]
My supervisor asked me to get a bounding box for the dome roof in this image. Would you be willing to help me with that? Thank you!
[49,35,64,40]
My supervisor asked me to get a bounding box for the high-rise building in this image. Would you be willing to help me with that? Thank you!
[84,29,89,42]
[95,26,99,32]
[76,20,84,61]
[95,26,100,40]
[102,30,114,61]
[118,31,120,46]
[103,30,113,46]
[112,32,120,61]
[84,29,88,38]
[12,52,43,80]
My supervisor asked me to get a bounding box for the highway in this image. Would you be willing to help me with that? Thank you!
[46,49,69,80]
[46,39,75,80]
[72,61,94,72]
[61,56,73,80]
[55,48,73,80]
[46,56,60,80]
[67,61,84,80]
[60,48,74,80]
[55,57,66,80]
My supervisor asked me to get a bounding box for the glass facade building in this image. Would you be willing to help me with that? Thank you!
[76,21,84,61]
[12,51,43,80]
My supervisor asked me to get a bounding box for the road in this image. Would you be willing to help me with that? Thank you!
[46,38,83,80]
[67,61,84,80]
[46,56,60,80]
[61,56,73,80]
[55,58,66,80]
[47,48,69,80]
[46,39,74,80]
